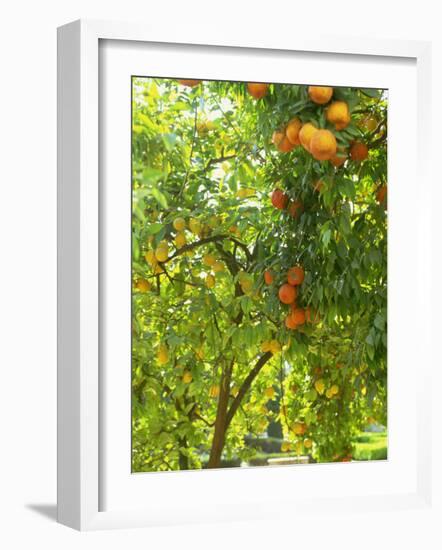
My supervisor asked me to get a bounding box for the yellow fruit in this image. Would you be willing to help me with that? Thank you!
[295,441,304,455]
[173,217,186,231]
[212,261,224,273]
[145,250,157,265]
[261,341,271,353]
[314,379,325,395]
[236,188,255,199]
[299,122,318,152]
[281,441,291,452]
[264,387,275,399]
[189,218,201,235]
[285,117,302,145]
[135,279,151,293]
[175,232,187,248]
[157,345,169,365]
[361,386,367,396]
[308,86,333,104]
[269,340,281,354]
[292,421,306,435]
[182,371,193,384]
[209,384,220,398]
[363,116,378,132]
[303,438,313,449]
[155,246,168,263]
[310,129,337,161]
[203,254,216,267]
[326,101,351,130]
[330,384,339,395]
[205,274,215,289]
[325,388,334,399]
[240,279,253,293]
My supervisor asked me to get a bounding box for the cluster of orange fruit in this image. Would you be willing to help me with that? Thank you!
[264,265,319,331]
[270,86,369,166]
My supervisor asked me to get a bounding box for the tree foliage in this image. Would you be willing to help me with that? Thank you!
[131,77,387,471]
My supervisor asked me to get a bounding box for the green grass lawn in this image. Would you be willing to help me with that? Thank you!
[352,431,387,461]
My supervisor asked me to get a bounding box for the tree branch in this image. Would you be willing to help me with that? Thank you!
[225,351,273,429]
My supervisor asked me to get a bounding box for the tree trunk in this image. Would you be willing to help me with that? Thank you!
[207,363,233,468]
[178,437,189,470]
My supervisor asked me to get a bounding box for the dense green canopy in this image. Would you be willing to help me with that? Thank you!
[131,78,387,471]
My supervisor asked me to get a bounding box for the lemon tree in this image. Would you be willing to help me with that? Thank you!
[131,78,387,471]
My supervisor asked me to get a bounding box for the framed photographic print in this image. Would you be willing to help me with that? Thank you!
[57,20,432,530]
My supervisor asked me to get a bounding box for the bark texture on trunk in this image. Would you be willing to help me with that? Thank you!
[207,363,233,468]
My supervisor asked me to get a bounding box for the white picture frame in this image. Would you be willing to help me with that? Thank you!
[57,19,432,531]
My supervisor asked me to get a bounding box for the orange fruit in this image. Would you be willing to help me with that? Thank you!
[209,385,220,398]
[285,117,302,145]
[287,200,303,219]
[285,312,298,329]
[278,136,296,152]
[308,86,333,105]
[279,283,297,305]
[287,266,305,286]
[291,308,306,325]
[272,130,284,146]
[350,141,369,162]
[292,421,306,435]
[247,82,269,99]
[182,371,193,384]
[272,130,295,152]
[299,122,318,152]
[326,101,351,130]
[178,79,201,87]
[310,129,337,161]
[135,279,151,293]
[376,185,387,205]
[264,270,274,285]
[271,189,289,210]
[330,147,347,168]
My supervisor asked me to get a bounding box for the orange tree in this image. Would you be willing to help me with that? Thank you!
[131,78,387,471]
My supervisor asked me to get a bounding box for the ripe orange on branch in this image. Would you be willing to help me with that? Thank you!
[287,266,305,286]
[350,141,369,162]
[308,86,333,105]
[178,79,201,87]
[285,117,302,145]
[285,312,298,329]
[272,130,295,153]
[271,188,289,210]
[264,270,274,285]
[279,283,297,305]
[326,100,351,130]
[376,185,387,205]
[299,122,318,152]
[310,129,337,161]
[288,200,303,219]
[247,82,269,99]
[330,147,347,168]
[291,307,306,326]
